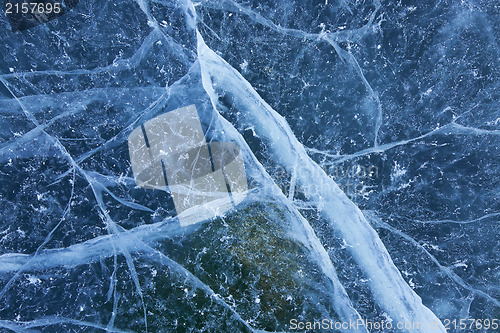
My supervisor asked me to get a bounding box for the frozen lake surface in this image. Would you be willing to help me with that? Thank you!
[0,0,499,332]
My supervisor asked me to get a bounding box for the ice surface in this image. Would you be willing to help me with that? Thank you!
[0,0,499,332]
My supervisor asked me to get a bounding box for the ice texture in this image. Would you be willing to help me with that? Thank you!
[0,0,499,332]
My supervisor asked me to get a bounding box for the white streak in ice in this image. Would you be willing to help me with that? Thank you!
[196,28,446,333]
